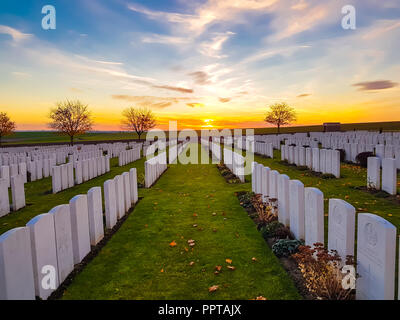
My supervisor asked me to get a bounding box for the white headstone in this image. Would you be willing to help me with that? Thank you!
[26,213,58,300]
[304,187,324,247]
[11,174,25,211]
[289,180,305,240]
[49,205,74,283]
[129,168,138,204]
[0,227,35,300]
[87,187,104,246]
[52,166,62,194]
[356,214,396,300]
[114,175,125,219]
[104,179,117,229]
[269,170,279,199]
[69,195,91,264]
[0,178,10,217]
[122,172,131,213]
[261,166,270,201]
[367,157,380,189]
[382,158,397,195]
[277,174,290,226]
[327,199,355,259]
[331,150,340,178]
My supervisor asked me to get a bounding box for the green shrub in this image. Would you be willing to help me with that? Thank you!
[297,166,308,171]
[321,173,336,179]
[261,221,283,239]
[356,152,374,168]
[336,149,346,162]
[137,173,145,188]
[272,239,303,257]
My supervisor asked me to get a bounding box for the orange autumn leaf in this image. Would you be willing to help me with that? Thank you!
[215,265,222,271]
[169,241,177,247]
[255,296,267,300]
[252,257,257,262]
[208,285,219,293]
[226,259,232,264]
[160,269,164,273]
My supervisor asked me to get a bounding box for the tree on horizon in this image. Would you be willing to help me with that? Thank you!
[0,112,16,147]
[48,100,93,146]
[265,102,297,133]
[121,106,156,140]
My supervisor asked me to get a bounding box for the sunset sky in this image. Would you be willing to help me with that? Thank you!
[0,0,399,131]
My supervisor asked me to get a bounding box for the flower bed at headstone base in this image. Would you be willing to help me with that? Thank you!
[216,163,242,184]
[236,191,356,300]
[278,160,336,179]
[351,185,400,205]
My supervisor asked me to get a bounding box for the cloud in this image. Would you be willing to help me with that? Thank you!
[352,80,398,91]
[297,93,311,98]
[188,71,211,85]
[152,85,193,94]
[219,97,231,103]
[141,34,190,45]
[199,32,235,58]
[111,95,188,108]
[186,102,204,108]
[0,25,32,42]
[11,71,31,79]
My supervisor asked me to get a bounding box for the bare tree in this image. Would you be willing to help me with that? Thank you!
[121,107,156,140]
[265,102,297,133]
[0,112,16,147]
[48,100,93,146]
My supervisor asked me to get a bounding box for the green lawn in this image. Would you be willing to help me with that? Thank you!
[61,145,301,300]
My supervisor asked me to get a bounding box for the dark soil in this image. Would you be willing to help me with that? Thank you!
[353,185,400,205]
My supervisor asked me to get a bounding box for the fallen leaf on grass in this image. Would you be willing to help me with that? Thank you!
[215,265,222,271]
[227,266,236,270]
[208,285,219,293]
[254,296,267,300]
[169,241,177,247]
[252,257,257,262]
[226,259,232,264]
[189,261,195,266]
[161,269,164,273]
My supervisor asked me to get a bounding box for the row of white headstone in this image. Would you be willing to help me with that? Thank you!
[0,174,26,217]
[367,157,398,195]
[144,152,168,188]
[254,142,274,158]
[118,147,141,167]
[252,161,397,300]
[52,156,111,193]
[0,167,138,300]
[223,148,245,182]
[1,163,27,187]
[281,145,341,178]
[168,141,188,164]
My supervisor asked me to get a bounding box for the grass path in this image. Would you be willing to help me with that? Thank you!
[61,146,300,300]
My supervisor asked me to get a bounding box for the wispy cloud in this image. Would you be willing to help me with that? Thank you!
[219,97,231,103]
[141,33,190,45]
[297,93,311,98]
[152,85,193,94]
[352,80,398,91]
[0,25,32,42]
[111,95,189,109]
[186,102,204,108]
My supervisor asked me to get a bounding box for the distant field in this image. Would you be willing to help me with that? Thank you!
[1,121,399,146]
